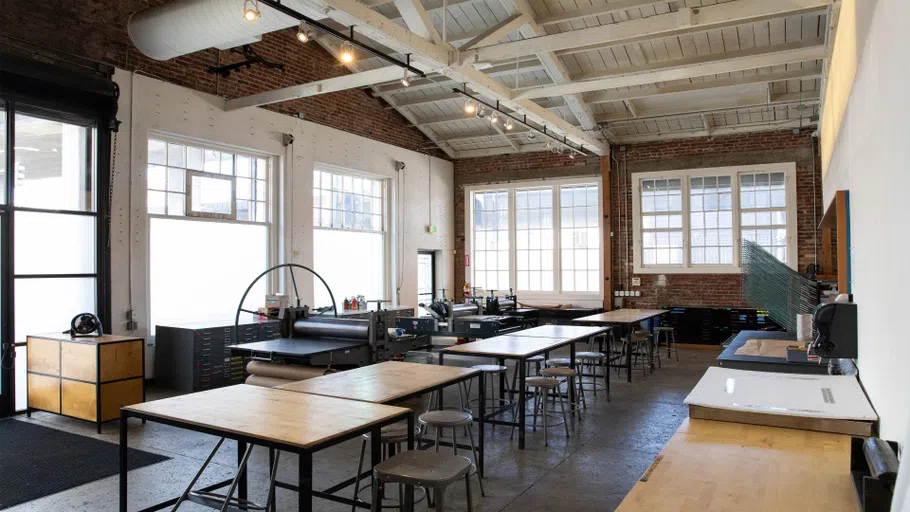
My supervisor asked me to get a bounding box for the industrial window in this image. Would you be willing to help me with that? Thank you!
[639,179,683,266]
[466,178,602,298]
[146,139,269,222]
[632,164,797,274]
[515,188,553,292]
[312,168,386,310]
[471,190,510,292]
[146,136,272,331]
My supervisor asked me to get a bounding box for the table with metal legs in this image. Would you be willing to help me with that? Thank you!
[119,385,412,512]
[573,310,667,382]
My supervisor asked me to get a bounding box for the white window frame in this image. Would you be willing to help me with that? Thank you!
[312,163,392,303]
[632,163,797,274]
[464,176,604,302]
[144,131,281,332]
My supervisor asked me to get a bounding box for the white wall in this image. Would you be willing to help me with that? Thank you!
[110,71,454,374]
[822,0,910,500]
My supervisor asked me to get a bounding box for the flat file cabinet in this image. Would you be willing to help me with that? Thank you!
[27,333,145,433]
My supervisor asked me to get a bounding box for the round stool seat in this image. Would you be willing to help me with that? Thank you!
[374,451,472,488]
[525,376,560,388]
[419,409,473,427]
[361,424,420,443]
[471,364,507,373]
[546,357,571,367]
[540,367,577,378]
[577,351,605,360]
[527,355,545,362]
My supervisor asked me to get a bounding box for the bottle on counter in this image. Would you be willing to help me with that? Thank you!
[343,297,350,310]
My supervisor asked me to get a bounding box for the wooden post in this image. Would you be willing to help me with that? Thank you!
[601,154,613,311]
[835,190,849,294]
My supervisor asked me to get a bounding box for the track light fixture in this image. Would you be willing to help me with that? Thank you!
[569,152,575,159]
[490,113,499,124]
[243,0,261,21]
[296,21,313,42]
[476,107,487,119]
[401,70,410,87]
[464,100,476,115]
[339,41,355,64]
[504,119,514,131]
[527,132,536,141]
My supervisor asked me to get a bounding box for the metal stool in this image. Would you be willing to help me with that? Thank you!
[545,357,571,368]
[372,451,474,512]
[526,354,544,375]
[467,364,511,412]
[540,366,585,419]
[576,351,607,396]
[352,423,425,511]
[655,326,679,362]
[621,332,650,378]
[418,410,485,496]
[521,376,570,446]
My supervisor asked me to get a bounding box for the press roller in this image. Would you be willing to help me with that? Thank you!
[292,317,371,340]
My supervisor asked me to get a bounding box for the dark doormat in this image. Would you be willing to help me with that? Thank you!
[0,419,170,510]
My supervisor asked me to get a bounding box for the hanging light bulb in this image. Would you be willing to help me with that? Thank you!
[504,119,514,131]
[296,21,311,43]
[243,0,261,21]
[339,41,355,64]
[490,113,499,124]
[464,100,476,115]
[568,152,576,160]
[401,69,411,87]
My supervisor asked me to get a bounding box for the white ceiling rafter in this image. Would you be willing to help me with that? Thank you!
[612,118,814,143]
[307,0,606,153]
[536,0,674,27]
[599,93,820,124]
[458,0,831,65]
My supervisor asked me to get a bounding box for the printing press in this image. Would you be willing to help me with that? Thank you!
[229,263,422,387]
[396,289,538,338]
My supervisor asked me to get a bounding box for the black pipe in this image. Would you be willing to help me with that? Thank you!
[257,0,426,77]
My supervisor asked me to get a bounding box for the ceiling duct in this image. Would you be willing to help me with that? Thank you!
[128,0,302,61]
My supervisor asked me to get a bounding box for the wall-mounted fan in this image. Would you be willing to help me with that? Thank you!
[67,313,103,338]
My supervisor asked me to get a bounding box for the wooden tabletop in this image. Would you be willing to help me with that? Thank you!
[28,333,143,344]
[616,418,858,512]
[515,324,610,340]
[277,361,478,404]
[123,384,410,449]
[573,309,665,325]
[442,335,574,358]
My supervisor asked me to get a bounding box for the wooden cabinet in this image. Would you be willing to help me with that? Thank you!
[27,333,145,432]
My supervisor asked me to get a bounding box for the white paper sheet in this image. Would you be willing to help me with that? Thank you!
[684,367,878,421]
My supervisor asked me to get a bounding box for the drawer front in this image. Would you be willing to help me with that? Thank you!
[28,374,61,413]
[27,337,60,375]
[100,379,143,422]
[61,342,97,382]
[99,340,144,382]
[61,379,97,421]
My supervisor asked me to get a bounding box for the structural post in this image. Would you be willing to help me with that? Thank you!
[601,153,613,311]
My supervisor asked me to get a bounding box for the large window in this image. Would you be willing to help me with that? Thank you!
[467,178,602,298]
[632,164,797,273]
[147,137,271,330]
[312,168,386,310]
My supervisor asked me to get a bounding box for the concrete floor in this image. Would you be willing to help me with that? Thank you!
[8,347,718,512]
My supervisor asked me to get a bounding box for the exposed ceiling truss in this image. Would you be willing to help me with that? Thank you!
[221,0,833,157]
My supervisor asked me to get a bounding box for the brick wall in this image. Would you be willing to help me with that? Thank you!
[1,0,437,154]
[453,129,824,309]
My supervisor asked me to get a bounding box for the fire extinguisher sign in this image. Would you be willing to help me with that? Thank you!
[465,254,470,267]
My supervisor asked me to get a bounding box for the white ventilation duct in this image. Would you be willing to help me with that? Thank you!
[128,0,304,61]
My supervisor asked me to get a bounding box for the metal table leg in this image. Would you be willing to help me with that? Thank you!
[518,358,526,450]
[299,450,313,512]
[625,324,633,383]
[120,410,128,512]
[569,342,576,407]
[477,372,485,477]
[237,441,248,503]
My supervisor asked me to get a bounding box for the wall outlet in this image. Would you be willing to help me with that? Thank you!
[632,277,641,286]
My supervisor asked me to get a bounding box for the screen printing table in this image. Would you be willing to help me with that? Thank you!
[278,362,485,476]
[715,329,862,375]
[119,385,412,512]
[573,309,666,382]
[440,325,609,449]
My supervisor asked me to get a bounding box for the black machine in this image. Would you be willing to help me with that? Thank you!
[811,301,858,358]
[67,312,103,337]
[397,289,538,338]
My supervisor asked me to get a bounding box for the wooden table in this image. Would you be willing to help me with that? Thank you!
[278,361,485,475]
[573,309,666,382]
[120,385,412,512]
[616,418,859,512]
[508,324,611,340]
[441,326,609,450]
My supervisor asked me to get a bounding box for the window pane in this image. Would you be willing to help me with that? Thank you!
[167,143,185,168]
[167,168,185,192]
[190,174,233,215]
[148,190,166,214]
[167,192,185,216]
[14,113,94,211]
[150,218,266,329]
[186,146,204,171]
[148,165,166,190]
[148,139,166,165]
[15,212,96,274]
[15,277,96,343]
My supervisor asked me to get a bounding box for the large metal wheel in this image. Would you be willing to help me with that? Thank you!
[234,263,338,339]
